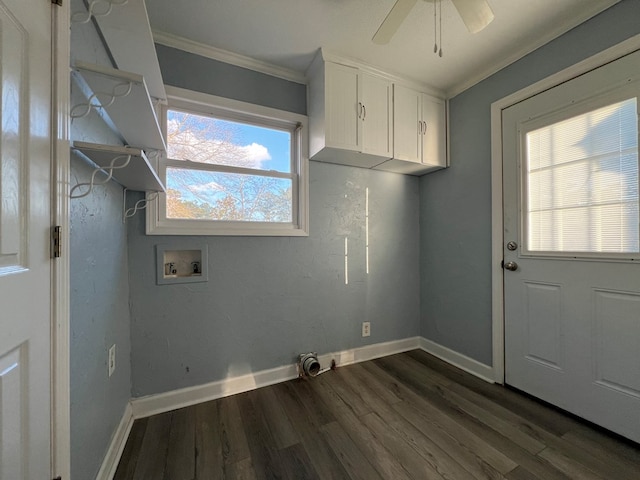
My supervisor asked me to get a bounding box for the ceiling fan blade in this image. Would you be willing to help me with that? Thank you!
[372,0,418,45]
[450,0,494,33]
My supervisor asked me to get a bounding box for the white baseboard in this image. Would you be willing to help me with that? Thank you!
[317,336,420,369]
[96,336,493,478]
[131,362,299,420]
[419,337,494,383]
[99,336,489,478]
[131,336,421,420]
[95,402,134,480]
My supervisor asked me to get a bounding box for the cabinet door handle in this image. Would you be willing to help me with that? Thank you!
[418,120,422,134]
[423,121,427,135]
[362,104,366,121]
[358,102,363,118]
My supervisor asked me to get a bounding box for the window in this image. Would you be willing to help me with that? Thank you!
[524,97,639,255]
[147,87,308,236]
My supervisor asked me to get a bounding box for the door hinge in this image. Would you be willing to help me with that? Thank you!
[52,226,62,258]
[51,0,62,6]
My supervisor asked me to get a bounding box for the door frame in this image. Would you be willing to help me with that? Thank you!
[52,1,71,478]
[489,33,640,385]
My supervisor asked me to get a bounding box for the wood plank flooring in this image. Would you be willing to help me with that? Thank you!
[114,350,640,479]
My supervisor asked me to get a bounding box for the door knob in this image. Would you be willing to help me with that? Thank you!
[504,261,518,271]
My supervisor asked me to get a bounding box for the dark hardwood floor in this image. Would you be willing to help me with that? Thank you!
[114,350,640,479]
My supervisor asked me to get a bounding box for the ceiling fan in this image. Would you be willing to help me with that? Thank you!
[373,0,495,45]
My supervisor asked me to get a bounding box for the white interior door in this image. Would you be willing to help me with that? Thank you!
[0,0,53,478]
[503,50,640,443]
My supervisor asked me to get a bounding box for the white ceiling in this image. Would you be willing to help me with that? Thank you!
[146,0,620,96]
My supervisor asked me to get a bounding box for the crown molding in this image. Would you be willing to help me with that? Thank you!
[446,0,620,98]
[152,30,308,85]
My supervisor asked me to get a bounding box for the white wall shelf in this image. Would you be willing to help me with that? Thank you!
[72,141,165,193]
[72,61,166,152]
[92,0,167,102]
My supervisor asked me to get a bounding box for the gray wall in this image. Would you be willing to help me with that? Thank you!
[69,0,133,477]
[155,44,307,115]
[127,47,420,397]
[420,0,640,365]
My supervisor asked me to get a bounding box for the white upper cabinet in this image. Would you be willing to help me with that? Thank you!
[308,54,392,168]
[307,50,447,176]
[323,62,360,153]
[376,84,447,175]
[392,84,422,164]
[422,94,447,170]
[359,72,393,158]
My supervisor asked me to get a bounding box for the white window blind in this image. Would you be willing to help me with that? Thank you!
[526,98,639,254]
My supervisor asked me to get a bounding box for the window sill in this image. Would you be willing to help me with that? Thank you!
[145,215,309,237]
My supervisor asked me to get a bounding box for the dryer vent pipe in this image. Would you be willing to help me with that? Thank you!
[299,352,321,377]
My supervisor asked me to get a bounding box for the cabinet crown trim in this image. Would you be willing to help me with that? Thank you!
[307,48,445,99]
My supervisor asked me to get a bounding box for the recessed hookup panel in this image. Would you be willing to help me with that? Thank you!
[156,244,209,285]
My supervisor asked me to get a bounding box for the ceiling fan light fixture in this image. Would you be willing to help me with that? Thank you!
[372,0,494,47]
[450,0,494,33]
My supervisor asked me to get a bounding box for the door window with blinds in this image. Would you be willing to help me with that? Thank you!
[521,92,639,259]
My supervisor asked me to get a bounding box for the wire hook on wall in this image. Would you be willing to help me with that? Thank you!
[71,0,129,24]
[70,154,132,199]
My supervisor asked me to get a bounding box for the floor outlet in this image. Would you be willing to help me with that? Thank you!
[108,344,116,377]
[362,322,371,337]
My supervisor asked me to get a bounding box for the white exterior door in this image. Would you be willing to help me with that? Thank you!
[0,0,53,478]
[503,50,640,443]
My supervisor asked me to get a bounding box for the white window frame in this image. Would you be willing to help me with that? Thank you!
[147,85,309,236]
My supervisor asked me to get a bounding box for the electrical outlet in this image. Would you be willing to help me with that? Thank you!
[108,344,116,377]
[362,321,371,337]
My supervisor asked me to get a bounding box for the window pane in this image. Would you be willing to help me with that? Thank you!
[166,109,291,173]
[526,98,639,253]
[166,167,293,222]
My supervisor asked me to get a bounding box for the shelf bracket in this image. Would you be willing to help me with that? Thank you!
[71,0,129,24]
[123,188,159,222]
[70,78,133,119]
[69,152,132,199]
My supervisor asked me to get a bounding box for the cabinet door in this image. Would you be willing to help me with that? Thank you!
[393,84,422,163]
[325,62,359,152]
[360,72,392,157]
[422,95,446,168]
